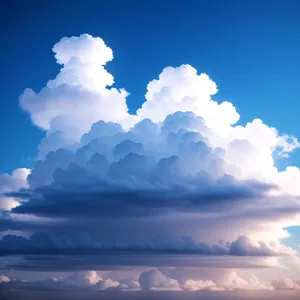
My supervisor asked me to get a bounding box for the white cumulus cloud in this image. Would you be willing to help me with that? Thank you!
[0,168,30,210]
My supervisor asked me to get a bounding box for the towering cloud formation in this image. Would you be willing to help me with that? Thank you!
[1,34,300,282]
[20,34,135,157]
[19,35,300,189]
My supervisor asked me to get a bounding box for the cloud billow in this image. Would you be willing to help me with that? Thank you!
[0,112,296,262]
[1,34,300,275]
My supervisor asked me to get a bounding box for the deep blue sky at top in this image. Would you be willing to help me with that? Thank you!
[0,0,300,174]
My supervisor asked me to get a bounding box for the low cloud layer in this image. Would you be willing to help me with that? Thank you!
[0,234,295,257]
[1,269,299,292]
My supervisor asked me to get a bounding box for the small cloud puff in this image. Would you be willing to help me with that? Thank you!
[0,168,29,210]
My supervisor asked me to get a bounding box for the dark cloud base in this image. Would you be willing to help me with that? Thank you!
[2,254,277,271]
[0,290,299,300]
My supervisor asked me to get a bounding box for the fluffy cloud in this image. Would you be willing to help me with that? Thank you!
[19,34,300,187]
[3,269,298,293]
[271,277,300,290]
[20,34,135,158]
[229,236,296,256]
[183,279,217,291]
[65,271,120,290]
[66,271,102,286]
[139,269,181,291]
[0,274,10,283]
[0,271,121,291]
[219,271,273,291]
[2,112,298,256]
[1,34,300,279]
[137,65,239,128]
[0,168,30,210]
[136,63,300,190]
[17,34,300,196]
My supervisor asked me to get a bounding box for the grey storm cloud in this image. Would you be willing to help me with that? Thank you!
[1,268,299,295]
[3,254,281,271]
[0,111,297,267]
[0,231,295,258]
[10,112,276,221]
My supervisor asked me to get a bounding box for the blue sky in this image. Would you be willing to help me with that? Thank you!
[1,0,300,173]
